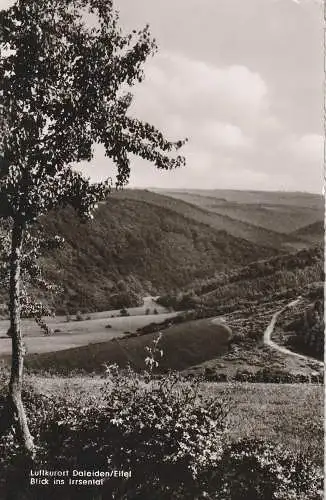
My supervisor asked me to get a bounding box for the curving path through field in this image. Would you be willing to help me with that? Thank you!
[263,298,324,367]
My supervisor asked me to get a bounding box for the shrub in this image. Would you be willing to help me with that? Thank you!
[207,438,324,500]
[231,332,246,344]
[203,368,228,382]
[235,369,255,382]
[0,338,322,499]
[0,336,232,498]
[16,390,319,500]
[156,294,178,310]
[119,307,129,317]
[36,368,230,499]
[215,373,228,382]
[0,363,9,392]
[75,310,84,321]
[255,368,295,383]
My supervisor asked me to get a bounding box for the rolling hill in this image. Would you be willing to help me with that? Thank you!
[290,221,324,245]
[154,188,323,209]
[35,193,279,314]
[158,245,324,315]
[0,189,322,316]
[152,188,323,236]
[111,189,308,251]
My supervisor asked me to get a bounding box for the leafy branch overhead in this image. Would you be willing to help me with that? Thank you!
[0,0,186,455]
[0,0,186,223]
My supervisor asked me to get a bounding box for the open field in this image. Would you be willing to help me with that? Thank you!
[1,288,321,380]
[0,297,168,334]
[28,376,324,465]
[0,307,176,356]
[11,318,231,374]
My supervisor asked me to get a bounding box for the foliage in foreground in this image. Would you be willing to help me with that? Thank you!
[0,0,188,455]
[0,359,323,500]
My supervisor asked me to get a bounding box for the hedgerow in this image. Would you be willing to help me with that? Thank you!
[0,339,323,499]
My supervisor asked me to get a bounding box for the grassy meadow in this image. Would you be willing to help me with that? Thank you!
[18,318,231,374]
[0,311,176,355]
[25,375,324,466]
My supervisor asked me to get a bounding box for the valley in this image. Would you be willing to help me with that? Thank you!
[1,1,323,496]
[0,188,323,377]
[0,187,323,499]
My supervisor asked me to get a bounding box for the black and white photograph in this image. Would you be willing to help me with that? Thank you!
[0,0,324,498]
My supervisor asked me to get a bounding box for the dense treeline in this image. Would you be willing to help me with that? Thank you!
[0,193,321,316]
[111,189,311,250]
[191,246,323,295]
[277,291,324,360]
[29,197,275,314]
[157,246,323,312]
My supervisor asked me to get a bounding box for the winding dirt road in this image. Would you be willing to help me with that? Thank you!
[263,298,324,368]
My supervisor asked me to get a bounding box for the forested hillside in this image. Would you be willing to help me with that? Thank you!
[0,189,321,316]
[158,245,323,314]
[273,283,324,361]
[290,221,324,245]
[37,196,277,313]
[113,189,307,251]
[153,189,323,239]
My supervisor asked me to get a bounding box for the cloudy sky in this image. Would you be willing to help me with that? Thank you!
[117,0,323,193]
[1,0,323,192]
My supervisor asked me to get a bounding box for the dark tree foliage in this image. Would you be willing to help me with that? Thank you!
[0,0,186,455]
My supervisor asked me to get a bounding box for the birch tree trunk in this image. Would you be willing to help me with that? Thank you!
[8,218,34,456]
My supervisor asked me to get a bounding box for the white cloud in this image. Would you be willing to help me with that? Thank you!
[288,134,323,163]
[2,0,320,193]
[80,50,321,193]
[132,52,269,132]
[122,51,270,188]
[200,121,253,149]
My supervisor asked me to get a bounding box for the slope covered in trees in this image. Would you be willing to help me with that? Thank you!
[34,196,278,313]
[290,221,324,245]
[113,189,307,251]
[1,190,320,316]
[273,283,324,361]
[157,245,323,314]
[153,189,323,238]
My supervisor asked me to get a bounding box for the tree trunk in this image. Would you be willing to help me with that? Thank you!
[7,218,35,456]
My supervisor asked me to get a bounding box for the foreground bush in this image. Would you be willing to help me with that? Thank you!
[0,367,230,499]
[211,439,323,500]
[0,356,323,499]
